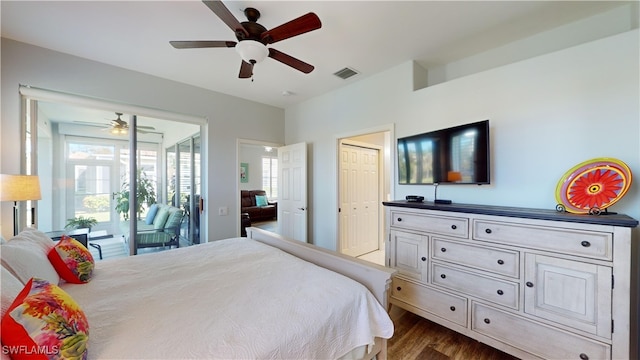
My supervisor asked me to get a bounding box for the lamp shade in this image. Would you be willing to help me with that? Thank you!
[0,175,42,202]
[235,40,268,64]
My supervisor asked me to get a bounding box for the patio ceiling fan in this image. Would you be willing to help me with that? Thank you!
[103,113,155,135]
[170,0,322,79]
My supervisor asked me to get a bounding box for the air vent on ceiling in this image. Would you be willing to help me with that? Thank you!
[333,67,359,80]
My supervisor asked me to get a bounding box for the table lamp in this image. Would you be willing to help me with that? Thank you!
[0,174,41,235]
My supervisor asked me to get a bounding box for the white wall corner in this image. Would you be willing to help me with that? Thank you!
[412,61,429,91]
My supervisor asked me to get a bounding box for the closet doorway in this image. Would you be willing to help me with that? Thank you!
[339,140,381,257]
[336,128,392,264]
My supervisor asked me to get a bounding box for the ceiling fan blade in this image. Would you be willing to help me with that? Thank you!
[261,13,321,44]
[239,60,253,78]
[137,125,156,130]
[170,40,236,49]
[111,120,127,127]
[268,48,314,74]
[202,0,248,39]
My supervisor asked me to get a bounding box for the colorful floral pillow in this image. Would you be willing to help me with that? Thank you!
[1,278,89,360]
[47,235,94,284]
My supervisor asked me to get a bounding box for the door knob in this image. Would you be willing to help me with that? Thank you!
[298,207,306,211]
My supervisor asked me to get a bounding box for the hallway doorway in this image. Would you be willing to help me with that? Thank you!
[237,139,283,237]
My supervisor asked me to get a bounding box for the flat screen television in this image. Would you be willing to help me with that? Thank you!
[397,119,490,185]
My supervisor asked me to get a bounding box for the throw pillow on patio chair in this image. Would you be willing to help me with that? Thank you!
[135,207,184,253]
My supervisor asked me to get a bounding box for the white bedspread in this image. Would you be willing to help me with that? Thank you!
[61,238,393,359]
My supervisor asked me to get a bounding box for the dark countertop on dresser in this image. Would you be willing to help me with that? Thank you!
[383,200,639,228]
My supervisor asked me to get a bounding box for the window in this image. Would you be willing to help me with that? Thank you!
[66,142,117,226]
[66,139,159,233]
[262,156,278,199]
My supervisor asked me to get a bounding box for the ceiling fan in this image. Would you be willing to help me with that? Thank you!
[103,113,155,135]
[170,0,322,79]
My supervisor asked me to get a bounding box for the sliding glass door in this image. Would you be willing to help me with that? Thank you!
[167,135,201,245]
[21,87,205,255]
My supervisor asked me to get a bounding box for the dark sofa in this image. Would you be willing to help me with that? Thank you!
[241,190,277,222]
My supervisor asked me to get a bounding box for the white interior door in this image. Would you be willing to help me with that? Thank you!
[278,142,307,242]
[339,142,380,257]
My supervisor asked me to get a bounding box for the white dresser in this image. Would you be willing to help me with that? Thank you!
[384,201,638,360]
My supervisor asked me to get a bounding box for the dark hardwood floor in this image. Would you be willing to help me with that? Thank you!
[387,305,520,360]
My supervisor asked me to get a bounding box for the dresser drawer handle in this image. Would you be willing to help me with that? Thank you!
[579,354,589,360]
[526,282,534,288]
[441,247,447,252]
[451,224,457,230]
[497,259,504,265]
[421,257,427,261]
[485,228,492,234]
[497,290,504,295]
[397,217,402,222]
[396,286,402,291]
[449,306,456,311]
[581,241,591,247]
[440,274,446,279]
[483,318,491,324]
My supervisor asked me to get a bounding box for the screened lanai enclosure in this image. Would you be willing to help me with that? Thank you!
[20,87,205,257]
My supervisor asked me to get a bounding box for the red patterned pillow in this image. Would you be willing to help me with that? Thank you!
[47,235,94,284]
[1,278,89,360]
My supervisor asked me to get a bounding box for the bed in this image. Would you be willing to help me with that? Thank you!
[1,227,396,359]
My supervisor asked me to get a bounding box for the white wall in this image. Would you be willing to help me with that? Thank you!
[285,30,639,251]
[1,38,285,240]
[425,4,638,86]
[239,144,275,192]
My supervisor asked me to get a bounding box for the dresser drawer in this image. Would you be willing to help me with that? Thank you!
[432,264,519,309]
[391,211,469,238]
[473,220,612,260]
[391,277,467,327]
[472,303,610,360]
[432,238,519,278]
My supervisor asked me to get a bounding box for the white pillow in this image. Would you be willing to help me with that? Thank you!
[12,227,55,253]
[1,228,60,285]
[1,265,24,318]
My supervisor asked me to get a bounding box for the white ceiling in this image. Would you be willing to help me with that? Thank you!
[1,1,628,109]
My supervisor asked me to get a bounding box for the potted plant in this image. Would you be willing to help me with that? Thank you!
[65,216,98,232]
[114,169,157,221]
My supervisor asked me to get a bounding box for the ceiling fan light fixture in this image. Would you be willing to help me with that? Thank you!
[110,126,128,135]
[235,40,268,64]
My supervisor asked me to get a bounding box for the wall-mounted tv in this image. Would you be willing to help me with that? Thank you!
[397,119,490,185]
